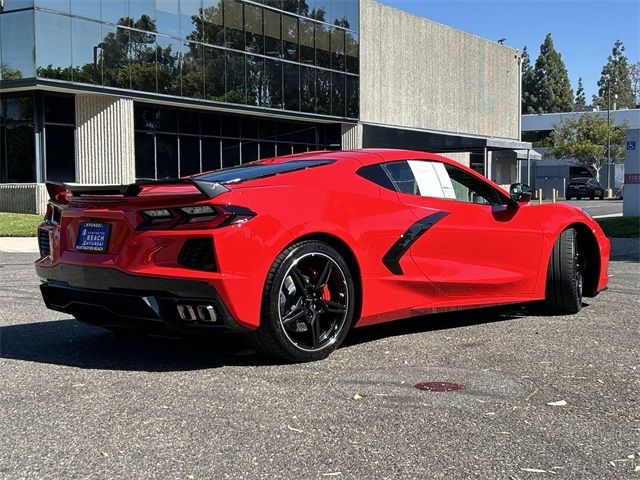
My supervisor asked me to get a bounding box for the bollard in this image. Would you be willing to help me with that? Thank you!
[551,189,557,203]
[538,189,543,205]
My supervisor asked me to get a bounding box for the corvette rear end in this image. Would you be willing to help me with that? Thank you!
[36,175,279,334]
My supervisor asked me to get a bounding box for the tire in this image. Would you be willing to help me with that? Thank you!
[543,228,584,314]
[249,240,355,362]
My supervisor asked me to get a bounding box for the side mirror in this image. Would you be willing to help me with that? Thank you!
[509,183,533,205]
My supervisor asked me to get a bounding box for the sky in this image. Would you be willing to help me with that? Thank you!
[378,0,640,102]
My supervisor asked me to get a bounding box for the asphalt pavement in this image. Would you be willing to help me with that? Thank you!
[554,199,623,219]
[0,253,638,480]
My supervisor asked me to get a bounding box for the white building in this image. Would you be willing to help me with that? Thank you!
[522,109,640,215]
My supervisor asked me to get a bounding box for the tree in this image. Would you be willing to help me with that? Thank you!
[629,61,640,107]
[521,46,537,114]
[1,64,24,80]
[592,40,635,109]
[531,33,574,113]
[574,77,586,111]
[547,115,627,182]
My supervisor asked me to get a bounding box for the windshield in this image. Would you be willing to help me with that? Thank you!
[570,177,591,184]
[192,159,334,185]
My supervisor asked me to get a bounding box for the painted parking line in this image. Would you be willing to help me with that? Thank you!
[592,213,623,219]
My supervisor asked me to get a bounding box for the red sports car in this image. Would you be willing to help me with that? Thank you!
[36,149,610,362]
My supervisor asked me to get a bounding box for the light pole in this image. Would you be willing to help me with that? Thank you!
[607,84,611,196]
[605,78,616,198]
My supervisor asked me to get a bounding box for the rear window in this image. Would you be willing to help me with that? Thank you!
[193,159,334,184]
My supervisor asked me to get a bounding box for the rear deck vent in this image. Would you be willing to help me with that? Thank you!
[38,229,51,257]
[178,238,216,271]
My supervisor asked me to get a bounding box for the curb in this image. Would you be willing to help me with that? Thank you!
[0,237,39,253]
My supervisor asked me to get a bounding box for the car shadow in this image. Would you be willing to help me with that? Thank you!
[345,305,527,347]
[0,319,276,372]
[0,305,531,371]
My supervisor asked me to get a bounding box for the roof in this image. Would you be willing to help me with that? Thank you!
[522,109,640,131]
[265,148,477,168]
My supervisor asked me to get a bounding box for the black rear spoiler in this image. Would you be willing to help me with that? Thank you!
[46,178,229,202]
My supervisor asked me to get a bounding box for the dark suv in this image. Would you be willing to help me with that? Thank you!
[567,177,604,200]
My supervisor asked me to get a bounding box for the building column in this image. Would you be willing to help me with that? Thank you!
[75,94,135,184]
[341,123,363,150]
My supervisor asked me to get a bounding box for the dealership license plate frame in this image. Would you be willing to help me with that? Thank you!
[76,222,111,252]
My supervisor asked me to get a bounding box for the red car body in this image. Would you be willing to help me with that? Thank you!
[35,149,609,356]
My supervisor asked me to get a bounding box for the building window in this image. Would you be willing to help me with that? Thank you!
[0,95,36,183]
[43,94,76,183]
[1,1,359,120]
[0,10,36,81]
[35,11,72,81]
[70,0,100,21]
[133,104,340,180]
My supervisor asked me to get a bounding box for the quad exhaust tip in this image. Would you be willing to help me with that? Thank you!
[177,304,218,323]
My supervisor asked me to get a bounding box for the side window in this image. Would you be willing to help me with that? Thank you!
[356,164,396,191]
[383,161,419,195]
[442,163,503,205]
[357,160,505,206]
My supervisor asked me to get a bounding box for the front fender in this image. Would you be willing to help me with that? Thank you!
[530,204,609,295]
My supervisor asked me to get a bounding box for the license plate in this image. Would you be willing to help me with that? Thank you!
[76,222,111,252]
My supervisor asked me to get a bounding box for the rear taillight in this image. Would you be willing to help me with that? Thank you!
[44,204,53,222]
[44,203,62,225]
[138,205,256,230]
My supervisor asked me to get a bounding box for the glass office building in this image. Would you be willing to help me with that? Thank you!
[0,0,359,183]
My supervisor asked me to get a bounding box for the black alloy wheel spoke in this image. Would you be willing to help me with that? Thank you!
[320,299,347,313]
[314,259,333,291]
[289,266,309,293]
[308,310,321,348]
[282,305,305,326]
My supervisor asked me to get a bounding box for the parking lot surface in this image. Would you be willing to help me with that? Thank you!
[555,199,623,218]
[0,252,638,479]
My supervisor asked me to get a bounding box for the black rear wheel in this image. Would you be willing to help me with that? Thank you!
[249,240,355,362]
[543,228,584,314]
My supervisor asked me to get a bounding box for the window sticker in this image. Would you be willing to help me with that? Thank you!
[433,162,457,199]
[408,161,444,198]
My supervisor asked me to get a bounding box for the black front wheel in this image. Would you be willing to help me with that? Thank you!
[543,228,584,314]
[249,240,355,362]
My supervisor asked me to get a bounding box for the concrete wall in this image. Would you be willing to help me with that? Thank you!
[341,124,363,149]
[75,95,136,184]
[441,152,470,167]
[491,151,517,187]
[360,0,520,140]
[0,183,47,214]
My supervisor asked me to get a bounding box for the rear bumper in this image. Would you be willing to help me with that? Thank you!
[36,263,250,333]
